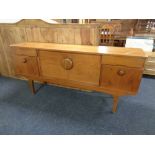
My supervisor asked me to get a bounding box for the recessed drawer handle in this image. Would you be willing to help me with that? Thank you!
[117,69,126,76]
[62,58,73,70]
[22,58,27,63]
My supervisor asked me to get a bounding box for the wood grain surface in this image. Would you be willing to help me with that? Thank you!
[0,19,100,77]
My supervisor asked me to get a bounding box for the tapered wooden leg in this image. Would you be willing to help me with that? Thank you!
[112,95,119,113]
[28,79,35,94]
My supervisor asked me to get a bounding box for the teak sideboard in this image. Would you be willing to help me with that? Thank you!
[10,42,147,112]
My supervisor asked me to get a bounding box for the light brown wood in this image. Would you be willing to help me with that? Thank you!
[100,65,143,93]
[10,42,146,112]
[39,51,68,80]
[14,48,37,56]
[28,79,35,94]
[61,58,73,70]
[66,53,100,85]
[23,74,138,96]
[14,55,39,77]
[0,19,99,77]
[1,19,153,78]
[0,27,27,76]
[112,95,119,113]
[39,51,100,85]
[102,55,145,68]
[10,42,146,58]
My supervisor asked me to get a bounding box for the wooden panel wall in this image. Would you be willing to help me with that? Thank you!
[0,19,100,77]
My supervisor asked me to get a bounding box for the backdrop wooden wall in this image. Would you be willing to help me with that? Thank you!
[0,19,100,77]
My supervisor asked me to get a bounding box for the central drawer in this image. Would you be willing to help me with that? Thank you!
[39,51,101,85]
[102,55,145,68]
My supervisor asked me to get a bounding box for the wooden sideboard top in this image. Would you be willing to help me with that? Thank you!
[10,42,147,58]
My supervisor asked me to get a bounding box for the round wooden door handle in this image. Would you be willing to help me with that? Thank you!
[62,58,73,70]
[117,69,126,76]
[22,58,27,63]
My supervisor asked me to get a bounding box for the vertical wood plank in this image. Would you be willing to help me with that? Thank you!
[94,27,100,45]
[74,28,82,45]
[0,27,27,76]
[25,27,33,42]
[56,28,63,44]
[26,27,45,42]
[40,28,57,43]
[80,28,91,45]
[90,28,95,45]
[0,29,10,76]
[61,28,75,44]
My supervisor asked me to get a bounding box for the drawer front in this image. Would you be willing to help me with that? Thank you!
[102,55,145,68]
[14,55,39,76]
[15,48,37,56]
[39,51,101,85]
[100,65,143,93]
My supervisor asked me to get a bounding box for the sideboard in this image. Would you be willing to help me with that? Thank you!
[10,42,147,112]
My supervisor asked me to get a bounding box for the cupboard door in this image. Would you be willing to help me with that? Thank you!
[39,51,101,85]
[68,53,100,85]
[39,51,68,79]
[100,65,143,93]
[14,55,39,77]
